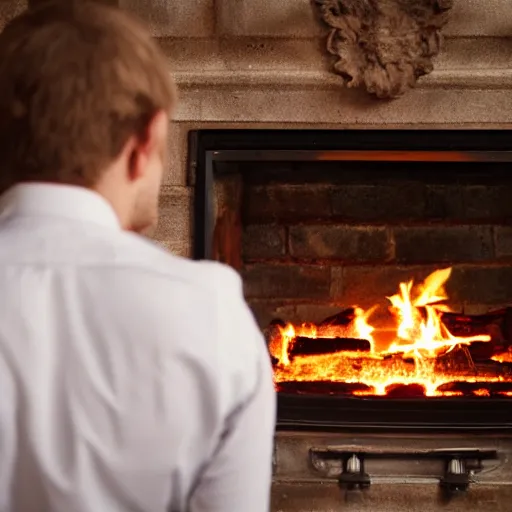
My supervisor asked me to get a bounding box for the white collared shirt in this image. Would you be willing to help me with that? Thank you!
[0,183,276,512]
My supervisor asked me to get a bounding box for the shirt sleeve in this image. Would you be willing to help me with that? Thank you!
[188,267,277,512]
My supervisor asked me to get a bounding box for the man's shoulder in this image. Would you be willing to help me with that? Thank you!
[97,233,265,409]
[115,231,243,295]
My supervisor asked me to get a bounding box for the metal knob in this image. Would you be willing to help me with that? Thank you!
[347,455,361,473]
[448,458,465,475]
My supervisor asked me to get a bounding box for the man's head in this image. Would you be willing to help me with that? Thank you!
[0,1,177,233]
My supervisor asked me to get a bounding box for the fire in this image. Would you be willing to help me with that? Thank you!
[492,351,512,363]
[270,268,512,397]
[386,268,489,358]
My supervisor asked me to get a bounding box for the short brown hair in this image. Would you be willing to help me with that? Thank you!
[0,1,176,190]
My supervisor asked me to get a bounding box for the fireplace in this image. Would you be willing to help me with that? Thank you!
[192,129,512,425]
[190,129,512,511]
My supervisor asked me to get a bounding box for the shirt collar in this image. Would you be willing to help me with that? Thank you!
[0,183,122,230]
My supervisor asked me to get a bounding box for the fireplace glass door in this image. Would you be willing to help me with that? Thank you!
[190,129,512,429]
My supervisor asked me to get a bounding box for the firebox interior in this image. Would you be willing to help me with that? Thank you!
[190,129,512,429]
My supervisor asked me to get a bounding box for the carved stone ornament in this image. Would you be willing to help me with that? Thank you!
[314,0,453,99]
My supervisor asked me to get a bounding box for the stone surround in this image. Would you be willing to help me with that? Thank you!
[2,0,512,257]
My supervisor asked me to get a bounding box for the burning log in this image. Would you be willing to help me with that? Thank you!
[385,383,426,398]
[269,318,287,328]
[436,381,512,396]
[267,268,512,397]
[277,381,372,395]
[289,337,371,358]
[438,309,512,361]
[265,319,287,353]
[442,308,512,350]
[318,308,357,328]
[467,341,496,361]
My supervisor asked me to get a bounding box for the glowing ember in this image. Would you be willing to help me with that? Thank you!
[492,351,512,363]
[270,268,512,397]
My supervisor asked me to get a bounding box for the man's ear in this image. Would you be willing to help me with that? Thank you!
[127,110,168,181]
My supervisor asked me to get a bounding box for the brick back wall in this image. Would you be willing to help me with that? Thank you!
[234,162,512,327]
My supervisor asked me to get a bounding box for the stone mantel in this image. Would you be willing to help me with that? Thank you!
[165,38,512,89]
[149,0,512,126]
[3,0,512,125]
[163,36,512,125]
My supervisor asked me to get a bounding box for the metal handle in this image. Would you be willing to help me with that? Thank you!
[310,446,499,496]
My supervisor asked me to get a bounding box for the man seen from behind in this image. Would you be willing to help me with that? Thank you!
[0,2,276,511]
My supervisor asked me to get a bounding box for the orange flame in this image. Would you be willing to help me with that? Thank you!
[270,268,512,397]
[386,268,489,358]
